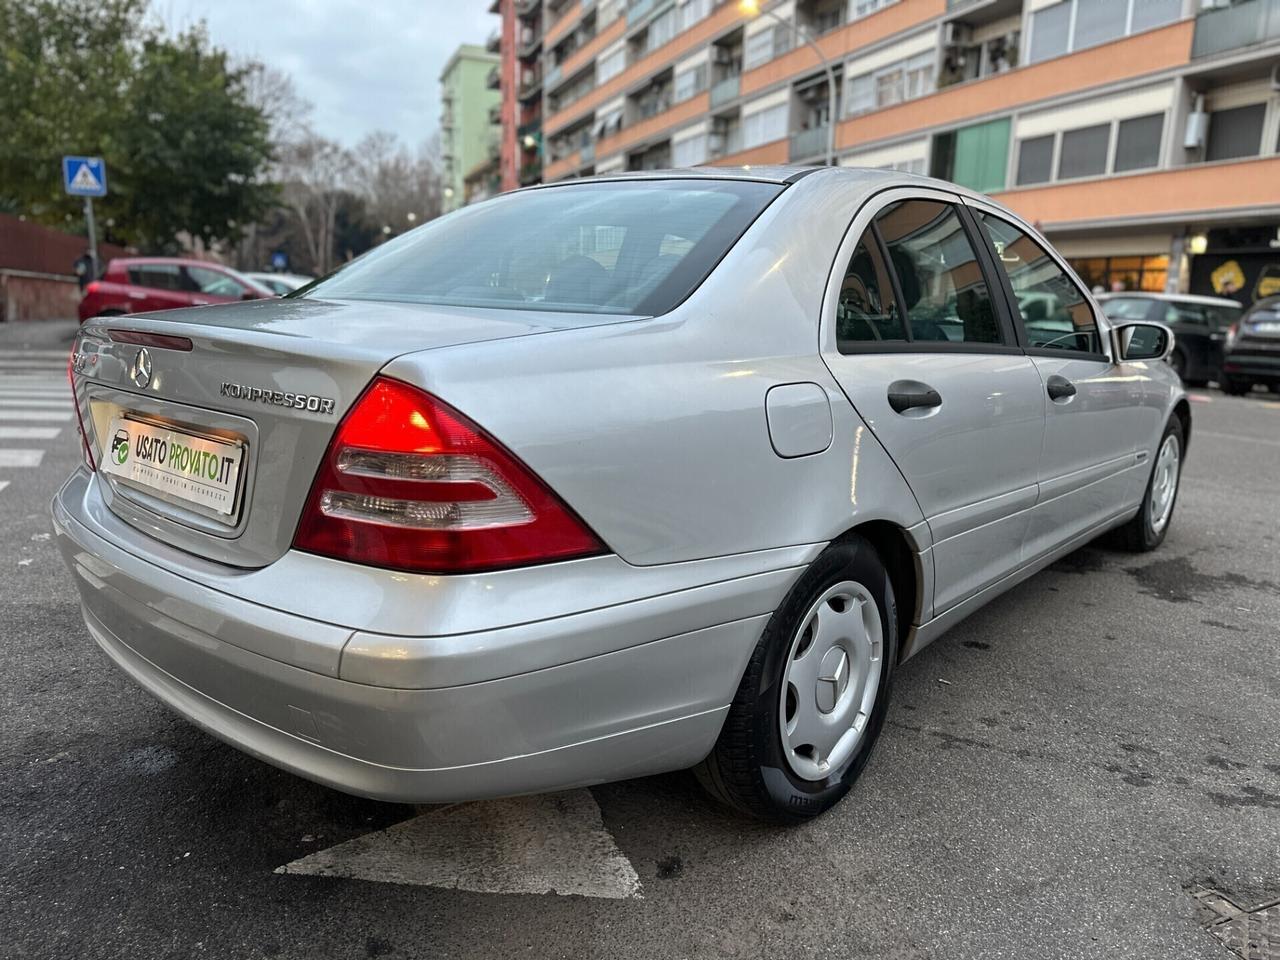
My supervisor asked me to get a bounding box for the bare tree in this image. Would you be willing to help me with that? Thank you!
[350,130,445,236]
[277,132,351,275]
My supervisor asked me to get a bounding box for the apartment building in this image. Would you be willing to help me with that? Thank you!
[439,44,501,214]
[489,0,547,190]
[525,0,1280,303]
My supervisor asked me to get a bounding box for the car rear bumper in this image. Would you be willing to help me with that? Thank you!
[53,470,799,803]
[1222,352,1280,381]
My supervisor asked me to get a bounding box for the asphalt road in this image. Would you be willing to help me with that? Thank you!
[3,321,1278,960]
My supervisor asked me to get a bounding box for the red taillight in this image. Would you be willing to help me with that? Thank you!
[293,377,605,574]
[67,344,96,470]
[84,281,100,296]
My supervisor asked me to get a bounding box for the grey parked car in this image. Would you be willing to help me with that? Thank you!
[56,168,1188,823]
[1097,292,1242,387]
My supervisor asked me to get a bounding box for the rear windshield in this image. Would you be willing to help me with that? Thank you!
[302,179,783,317]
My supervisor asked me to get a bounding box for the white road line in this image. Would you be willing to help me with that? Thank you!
[0,399,70,408]
[0,387,68,395]
[0,481,8,495]
[0,361,67,369]
[1198,431,1280,450]
[276,791,642,899]
[0,349,73,358]
[0,450,44,467]
[0,410,74,421]
[0,427,60,440]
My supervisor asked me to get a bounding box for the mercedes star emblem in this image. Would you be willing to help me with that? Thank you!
[130,347,153,389]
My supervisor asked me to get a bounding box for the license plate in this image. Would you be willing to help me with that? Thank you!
[101,416,243,516]
[1251,321,1280,334]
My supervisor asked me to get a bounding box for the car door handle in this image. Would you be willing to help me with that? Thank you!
[1046,375,1077,402]
[887,380,943,414]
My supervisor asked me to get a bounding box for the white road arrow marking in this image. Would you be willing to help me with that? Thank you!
[275,790,641,899]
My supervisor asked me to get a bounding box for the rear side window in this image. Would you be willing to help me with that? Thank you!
[876,201,1003,345]
[976,213,1102,355]
[836,235,906,348]
[304,179,783,317]
[128,265,182,291]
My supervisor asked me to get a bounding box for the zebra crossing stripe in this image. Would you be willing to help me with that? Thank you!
[0,450,43,467]
[0,399,70,408]
[0,410,74,421]
[0,481,8,495]
[0,427,60,440]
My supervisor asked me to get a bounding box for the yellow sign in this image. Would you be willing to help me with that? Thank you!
[1254,264,1280,301]
[1211,260,1246,296]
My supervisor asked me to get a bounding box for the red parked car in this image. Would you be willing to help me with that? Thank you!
[78,257,276,322]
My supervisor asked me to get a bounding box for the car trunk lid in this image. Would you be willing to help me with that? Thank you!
[73,297,631,568]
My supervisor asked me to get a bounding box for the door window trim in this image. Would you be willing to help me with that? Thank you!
[822,186,1024,357]
[959,197,1115,364]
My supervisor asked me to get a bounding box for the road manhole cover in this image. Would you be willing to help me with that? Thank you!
[1190,886,1280,959]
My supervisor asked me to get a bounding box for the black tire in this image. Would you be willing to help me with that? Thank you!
[1222,377,1251,396]
[1112,416,1185,552]
[695,536,897,823]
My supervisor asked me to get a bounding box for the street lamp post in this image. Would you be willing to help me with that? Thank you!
[738,0,838,167]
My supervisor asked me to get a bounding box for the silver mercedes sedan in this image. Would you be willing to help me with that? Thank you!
[56,167,1188,823]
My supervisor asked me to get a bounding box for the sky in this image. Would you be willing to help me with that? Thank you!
[169,0,495,147]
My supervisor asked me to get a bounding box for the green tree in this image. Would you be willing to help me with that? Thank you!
[0,0,275,250]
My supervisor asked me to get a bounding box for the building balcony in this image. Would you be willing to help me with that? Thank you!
[519,160,543,185]
[1192,0,1280,59]
[789,125,830,162]
[518,28,544,58]
[486,66,500,90]
[516,0,540,15]
[519,71,544,101]
[627,0,654,26]
[486,29,501,53]
[709,75,741,109]
[489,104,502,125]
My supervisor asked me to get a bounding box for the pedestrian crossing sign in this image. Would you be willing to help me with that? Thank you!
[62,156,107,197]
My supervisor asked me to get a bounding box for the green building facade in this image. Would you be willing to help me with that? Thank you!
[440,44,500,214]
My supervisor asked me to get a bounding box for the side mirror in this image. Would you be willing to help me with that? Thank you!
[1110,322,1174,362]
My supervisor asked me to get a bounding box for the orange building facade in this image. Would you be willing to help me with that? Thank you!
[497,0,1280,301]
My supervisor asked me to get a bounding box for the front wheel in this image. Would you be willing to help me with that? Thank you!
[695,537,897,823]
[1112,417,1184,552]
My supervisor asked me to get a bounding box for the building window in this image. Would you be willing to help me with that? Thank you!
[1114,113,1164,172]
[598,47,626,84]
[1028,0,1181,65]
[1057,123,1110,180]
[743,102,789,148]
[744,24,790,70]
[674,63,708,102]
[673,132,709,166]
[1070,255,1169,293]
[645,8,677,53]
[1205,103,1267,162]
[676,0,712,30]
[931,117,1011,194]
[1015,134,1055,185]
[853,0,899,18]
[846,50,935,117]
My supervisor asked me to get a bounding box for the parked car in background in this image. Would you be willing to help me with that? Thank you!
[59,168,1188,823]
[245,272,315,296]
[1221,296,1280,395]
[78,257,276,322]
[1097,293,1243,387]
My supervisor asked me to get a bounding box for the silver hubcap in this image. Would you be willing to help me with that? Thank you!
[1149,434,1181,533]
[779,581,883,782]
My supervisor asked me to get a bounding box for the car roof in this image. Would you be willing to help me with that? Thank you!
[112,256,232,269]
[525,164,915,189]
[1095,292,1243,308]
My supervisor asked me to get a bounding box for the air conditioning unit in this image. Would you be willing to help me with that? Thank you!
[943,22,972,46]
[1184,95,1210,150]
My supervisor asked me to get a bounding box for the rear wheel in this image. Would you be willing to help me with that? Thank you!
[1112,417,1184,552]
[695,537,897,823]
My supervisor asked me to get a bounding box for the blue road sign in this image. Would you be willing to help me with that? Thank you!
[271,251,288,271]
[63,156,108,197]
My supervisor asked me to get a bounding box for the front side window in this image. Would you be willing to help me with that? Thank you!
[836,233,907,350]
[876,201,1003,344]
[977,212,1102,355]
[304,180,782,317]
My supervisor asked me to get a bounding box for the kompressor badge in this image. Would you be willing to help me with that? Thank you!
[220,382,336,415]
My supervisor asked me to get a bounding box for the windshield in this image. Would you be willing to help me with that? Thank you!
[302,179,783,317]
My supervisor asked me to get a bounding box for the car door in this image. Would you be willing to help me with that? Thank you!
[820,189,1046,615]
[127,264,191,313]
[965,201,1147,557]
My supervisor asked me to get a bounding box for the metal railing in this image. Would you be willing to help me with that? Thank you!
[788,125,829,161]
[1192,0,1280,58]
[627,0,655,25]
[709,74,741,109]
